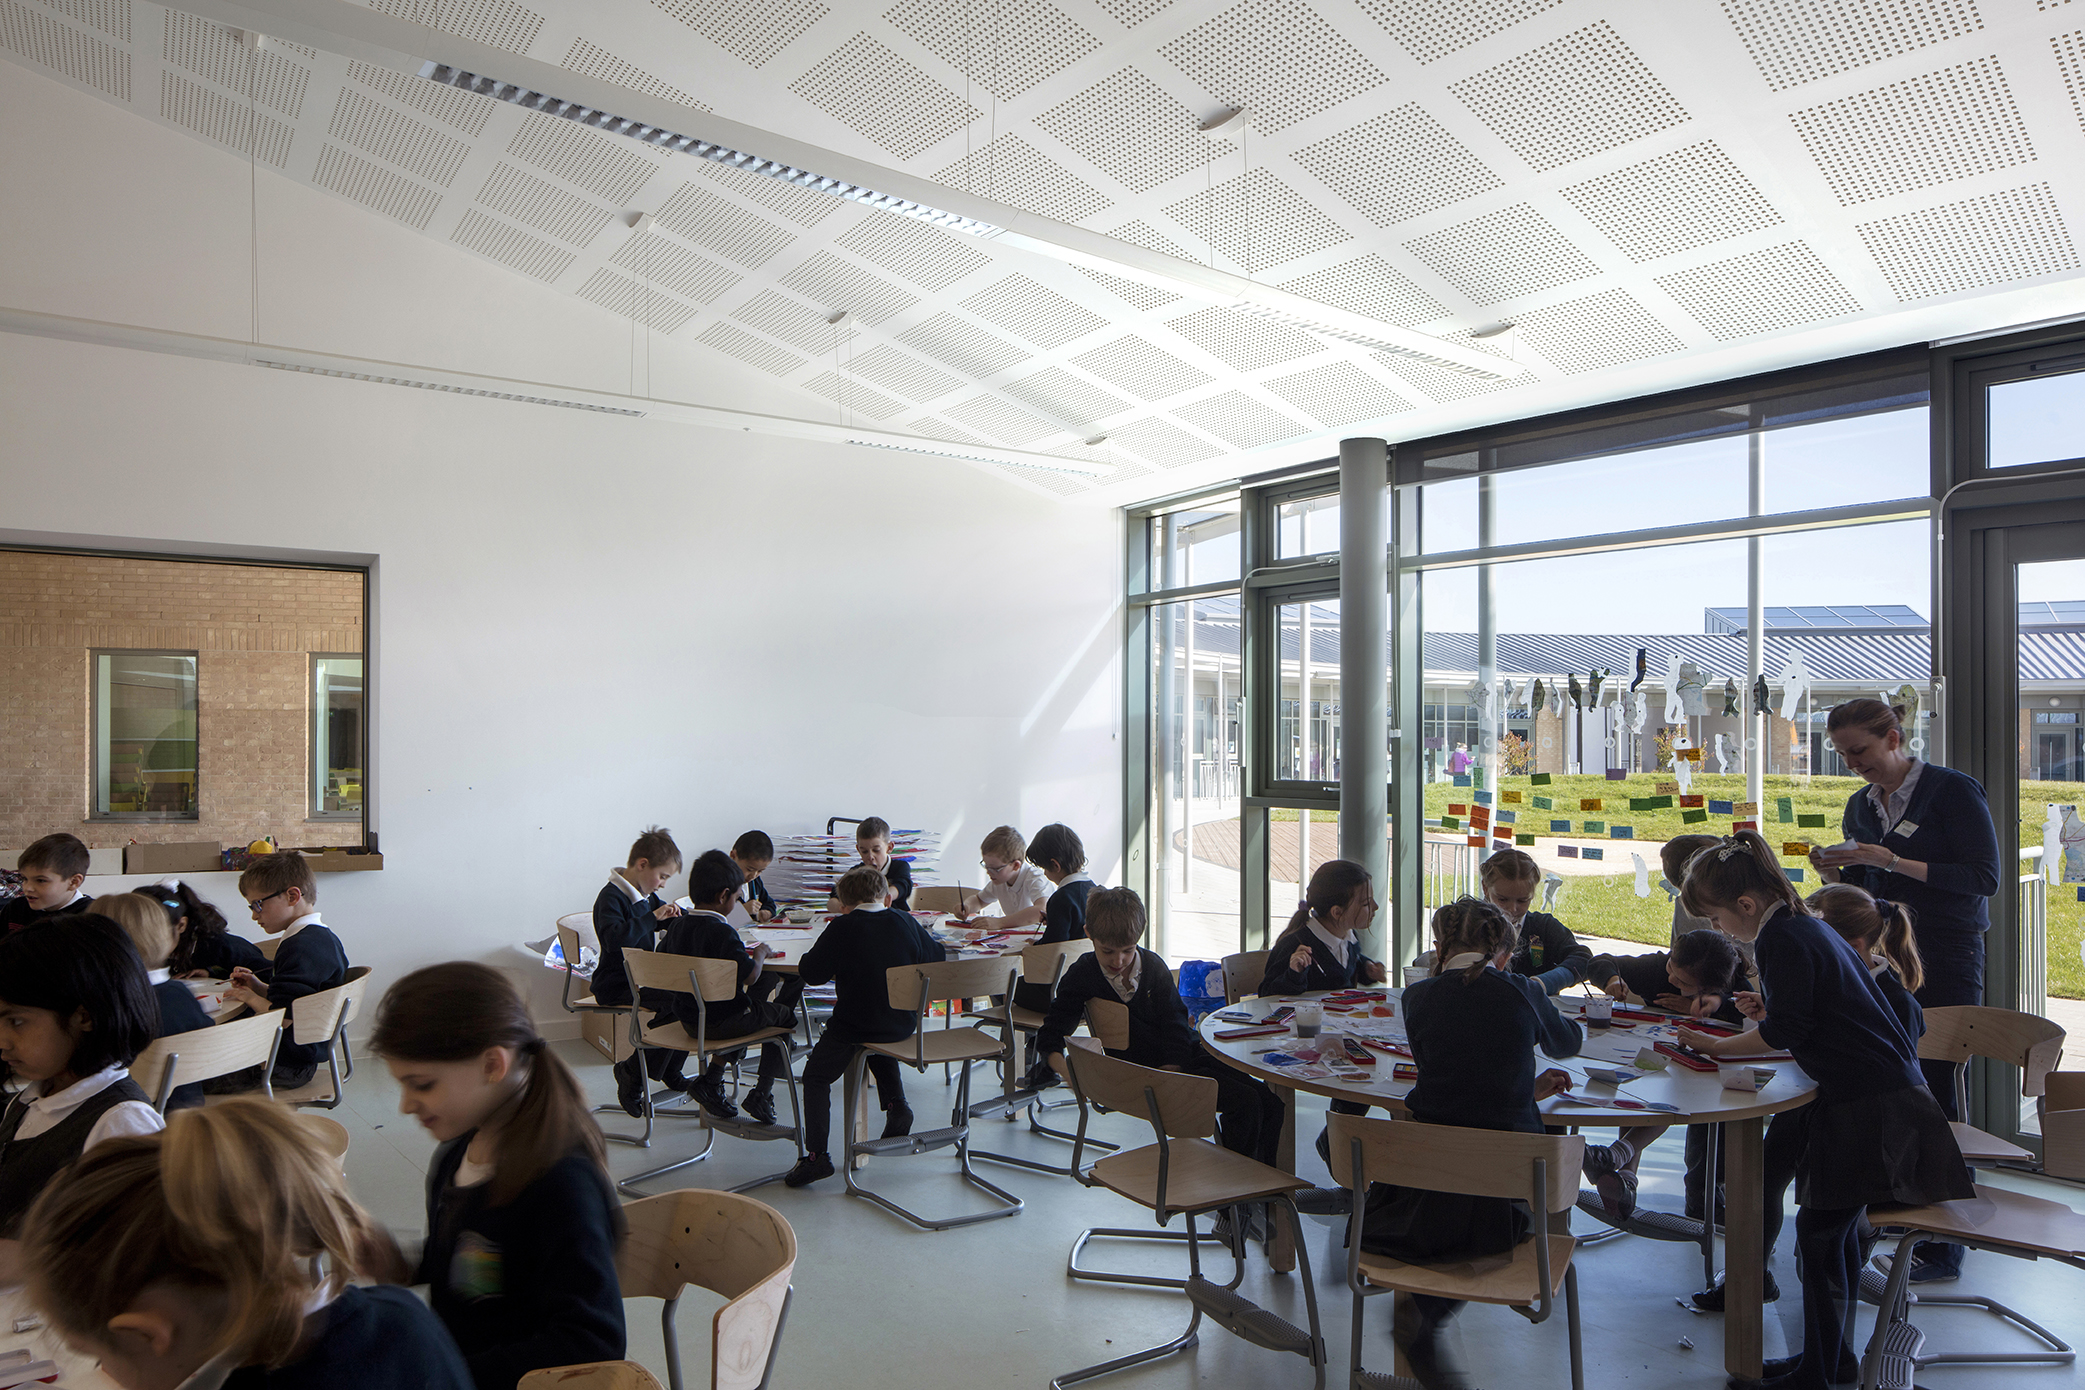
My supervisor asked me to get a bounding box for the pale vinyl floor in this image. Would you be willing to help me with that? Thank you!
[318,1037,2085,1389]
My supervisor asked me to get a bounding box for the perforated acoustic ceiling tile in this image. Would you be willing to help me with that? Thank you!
[961,275,1107,348]
[164,12,309,117]
[44,0,126,42]
[944,393,1065,443]
[1105,415,1222,465]
[507,112,660,205]
[1093,0,1172,29]
[697,321,807,375]
[1164,305,1323,371]
[562,39,708,111]
[653,0,828,68]
[1403,203,1602,305]
[1033,66,1219,195]
[1001,462,1092,495]
[1158,0,1387,134]
[1374,351,1530,402]
[476,163,614,247]
[610,232,743,304]
[780,251,919,322]
[790,32,980,161]
[654,181,796,268]
[1290,104,1502,228]
[838,343,962,400]
[1171,390,1308,449]
[449,207,575,282]
[885,0,1099,102]
[935,134,1113,223]
[313,143,442,229]
[161,72,294,167]
[347,62,495,136]
[898,312,1032,376]
[1263,359,1414,426]
[696,159,843,226]
[1791,56,2035,206]
[328,89,471,187]
[2057,30,2085,130]
[1163,168,1351,274]
[1,1,129,99]
[1072,266,1180,310]
[1511,287,1686,373]
[364,0,545,56]
[837,211,991,290]
[1278,255,1447,327]
[574,268,700,334]
[1002,366,1133,426]
[1655,239,1860,339]
[1857,181,2079,300]
[1069,334,1211,399]
[909,416,994,447]
[1450,23,1690,173]
[1357,0,1561,64]
[734,288,857,351]
[1721,0,1983,93]
[1045,444,1150,485]
[802,370,909,419]
[1560,142,1780,263]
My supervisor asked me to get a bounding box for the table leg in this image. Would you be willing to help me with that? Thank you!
[1723,1115,1766,1379]
[1267,1081,1298,1274]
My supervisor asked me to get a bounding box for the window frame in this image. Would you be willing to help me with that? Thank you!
[89,647,202,823]
[309,653,366,823]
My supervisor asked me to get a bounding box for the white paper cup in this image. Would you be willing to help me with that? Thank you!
[1717,1063,1762,1092]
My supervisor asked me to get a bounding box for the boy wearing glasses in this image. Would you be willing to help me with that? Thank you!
[954,825,1048,929]
[218,852,348,1089]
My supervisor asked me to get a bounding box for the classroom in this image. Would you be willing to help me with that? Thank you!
[2,2,2084,1388]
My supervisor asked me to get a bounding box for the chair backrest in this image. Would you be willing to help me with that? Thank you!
[293,1112,351,1166]
[1918,1005,2066,1095]
[910,885,974,915]
[337,966,371,1033]
[621,948,740,1002]
[1021,937,1090,991]
[1327,1111,1583,1215]
[256,936,281,961]
[130,1010,283,1109]
[617,1189,796,1390]
[1084,997,1130,1051]
[1221,950,1269,1004]
[288,976,360,1047]
[518,1363,666,1390]
[885,955,1011,1010]
[1064,1046,1216,1141]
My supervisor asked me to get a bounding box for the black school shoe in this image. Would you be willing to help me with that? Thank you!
[784,1152,834,1188]
[269,1061,318,1091]
[1691,1269,1780,1310]
[742,1086,777,1127]
[881,1104,914,1139]
[683,1075,739,1120]
[1727,1351,1859,1389]
[614,1056,645,1118]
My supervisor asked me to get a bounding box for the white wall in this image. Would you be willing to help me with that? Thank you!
[0,63,1124,1028]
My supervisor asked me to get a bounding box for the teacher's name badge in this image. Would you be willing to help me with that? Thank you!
[1891,820,1919,839]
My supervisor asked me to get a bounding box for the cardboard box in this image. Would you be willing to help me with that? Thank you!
[582,1008,634,1062]
[2042,1073,2085,1182]
[123,842,223,875]
[302,850,384,872]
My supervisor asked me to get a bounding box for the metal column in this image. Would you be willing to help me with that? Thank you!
[1477,472,1498,790]
[1339,438,1390,943]
[1746,430,1766,805]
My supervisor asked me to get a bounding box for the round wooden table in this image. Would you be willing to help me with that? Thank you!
[0,1285,116,1389]
[1199,988,1817,1380]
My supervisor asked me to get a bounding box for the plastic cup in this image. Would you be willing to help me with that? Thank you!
[1584,998,1612,1027]
[1402,965,1431,987]
[1294,1004,1322,1039]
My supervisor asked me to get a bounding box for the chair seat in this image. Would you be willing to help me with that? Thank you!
[571,995,626,1013]
[863,1027,1007,1066]
[964,1003,1049,1031]
[1950,1120,2034,1163]
[1870,1185,2085,1259]
[1357,1235,1578,1308]
[1091,1139,1310,1213]
[638,1022,796,1056]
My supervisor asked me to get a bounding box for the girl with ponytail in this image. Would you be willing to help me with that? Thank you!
[137,879,265,980]
[1675,832,1968,1388]
[20,1099,470,1389]
[371,963,625,1390]
[1258,858,1387,996]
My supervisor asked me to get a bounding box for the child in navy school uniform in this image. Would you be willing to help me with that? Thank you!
[1,834,95,932]
[1479,848,1594,993]
[1675,833,1969,1390]
[662,851,800,1128]
[97,894,215,1112]
[1366,896,1582,1388]
[784,865,946,1188]
[732,830,779,923]
[596,828,688,1115]
[1014,823,1096,1014]
[217,855,348,1092]
[141,878,267,980]
[957,825,1051,929]
[20,1099,472,1390]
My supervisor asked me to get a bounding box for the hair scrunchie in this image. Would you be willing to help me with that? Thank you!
[1871,898,1897,920]
[521,1036,547,1056]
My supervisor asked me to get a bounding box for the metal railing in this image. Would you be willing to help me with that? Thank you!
[2020,845,2048,1025]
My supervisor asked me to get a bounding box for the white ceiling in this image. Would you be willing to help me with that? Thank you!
[8,0,2085,504]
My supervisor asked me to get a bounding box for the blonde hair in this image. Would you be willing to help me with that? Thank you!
[1429,897,1518,985]
[1084,887,1146,948]
[21,1100,398,1370]
[96,892,178,970]
[1807,883,1925,993]
[1681,831,1802,918]
[1479,847,1541,893]
[835,865,888,907]
[980,825,1027,862]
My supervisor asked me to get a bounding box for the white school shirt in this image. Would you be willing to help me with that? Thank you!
[9,1063,164,1149]
[1306,916,1359,970]
[278,910,324,941]
[1103,950,1144,1003]
[979,862,1051,917]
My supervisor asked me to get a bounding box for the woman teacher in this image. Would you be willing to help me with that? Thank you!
[1811,697,1999,1283]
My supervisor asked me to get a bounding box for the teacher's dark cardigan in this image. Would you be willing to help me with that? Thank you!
[1837,762,2001,936]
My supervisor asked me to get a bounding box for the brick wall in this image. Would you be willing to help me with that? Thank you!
[0,552,364,850]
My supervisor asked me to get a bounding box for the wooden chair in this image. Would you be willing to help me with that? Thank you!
[616,949,805,1197]
[841,956,1024,1230]
[554,917,651,1144]
[256,936,281,962]
[132,1010,284,1110]
[1860,1186,2085,1387]
[1051,1046,1324,1390]
[334,965,370,1080]
[270,971,373,1110]
[616,1188,795,1390]
[966,939,1114,1175]
[1327,1111,1585,1390]
[293,1113,350,1169]
[910,885,980,916]
[519,1363,665,1390]
[1916,1005,2065,1165]
[1221,950,1269,1005]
